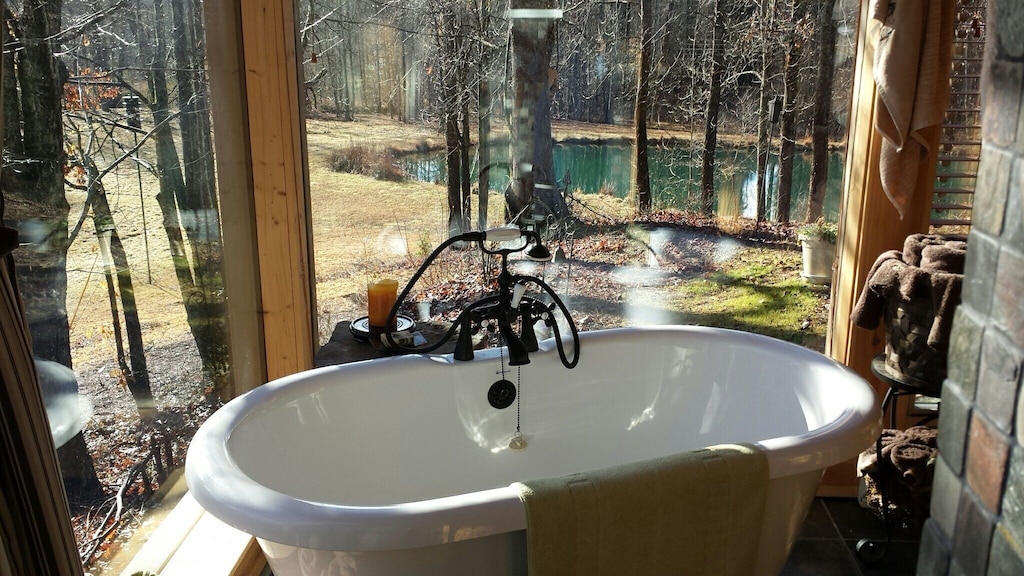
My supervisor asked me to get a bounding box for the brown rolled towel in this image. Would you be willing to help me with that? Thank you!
[853,235,965,347]
[858,426,937,484]
[882,426,938,487]
[903,233,967,268]
[851,250,904,329]
[926,271,962,347]
[920,242,967,274]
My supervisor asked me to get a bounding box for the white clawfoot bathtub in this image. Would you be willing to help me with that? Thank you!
[186,326,880,576]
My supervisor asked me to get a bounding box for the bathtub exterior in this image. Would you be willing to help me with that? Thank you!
[186,326,880,576]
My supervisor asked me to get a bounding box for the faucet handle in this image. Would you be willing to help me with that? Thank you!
[484,226,524,242]
[511,283,527,308]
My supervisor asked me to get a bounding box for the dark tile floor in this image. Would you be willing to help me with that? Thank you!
[263,497,921,576]
[781,497,923,576]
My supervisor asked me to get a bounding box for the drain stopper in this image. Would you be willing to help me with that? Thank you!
[488,379,517,409]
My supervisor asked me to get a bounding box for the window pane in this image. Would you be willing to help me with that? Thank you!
[306,1,858,359]
[2,1,230,572]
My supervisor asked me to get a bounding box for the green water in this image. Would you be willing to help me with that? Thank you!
[401,142,845,222]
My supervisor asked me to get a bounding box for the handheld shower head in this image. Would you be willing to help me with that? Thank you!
[525,242,552,262]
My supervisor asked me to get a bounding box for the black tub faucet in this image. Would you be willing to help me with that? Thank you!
[384,226,580,369]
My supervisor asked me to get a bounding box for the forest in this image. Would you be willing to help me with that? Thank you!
[296,0,856,231]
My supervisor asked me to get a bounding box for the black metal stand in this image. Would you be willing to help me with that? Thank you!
[856,354,942,564]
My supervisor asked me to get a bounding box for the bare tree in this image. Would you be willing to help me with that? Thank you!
[776,0,810,223]
[805,0,837,223]
[699,0,726,215]
[425,1,473,236]
[753,0,777,222]
[63,86,155,415]
[508,1,567,222]
[121,1,231,398]
[632,0,653,213]
[475,0,501,229]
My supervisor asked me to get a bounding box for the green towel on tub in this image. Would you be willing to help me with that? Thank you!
[512,443,768,576]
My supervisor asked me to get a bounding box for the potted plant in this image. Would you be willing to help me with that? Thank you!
[796,218,838,285]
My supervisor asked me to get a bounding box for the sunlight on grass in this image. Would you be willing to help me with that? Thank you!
[674,249,826,349]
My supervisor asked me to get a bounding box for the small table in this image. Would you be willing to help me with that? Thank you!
[314,320,462,367]
[870,354,942,429]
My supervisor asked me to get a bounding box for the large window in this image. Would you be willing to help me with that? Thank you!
[303,0,860,356]
[3,1,230,572]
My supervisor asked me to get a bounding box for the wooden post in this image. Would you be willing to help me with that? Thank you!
[819,1,944,494]
[206,0,317,384]
[240,0,317,381]
[203,2,269,395]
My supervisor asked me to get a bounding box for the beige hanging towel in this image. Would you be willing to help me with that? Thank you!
[513,443,768,576]
[871,0,955,218]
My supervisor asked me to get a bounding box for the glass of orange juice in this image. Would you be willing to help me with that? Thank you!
[367,279,399,328]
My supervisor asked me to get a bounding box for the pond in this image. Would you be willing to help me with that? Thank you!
[400,141,845,222]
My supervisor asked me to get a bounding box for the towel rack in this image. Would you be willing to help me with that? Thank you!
[856,354,941,564]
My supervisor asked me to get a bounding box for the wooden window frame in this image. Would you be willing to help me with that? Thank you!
[210,0,317,387]
[820,0,948,495]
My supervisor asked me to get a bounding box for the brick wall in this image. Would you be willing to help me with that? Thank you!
[918,1,1024,574]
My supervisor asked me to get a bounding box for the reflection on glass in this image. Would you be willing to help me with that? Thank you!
[3,1,229,571]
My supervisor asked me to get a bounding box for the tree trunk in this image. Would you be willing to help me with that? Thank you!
[88,167,154,414]
[400,30,410,122]
[509,0,566,222]
[755,1,774,223]
[478,72,491,230]
[806,0,837,222]
[1,14,20,152]
[141,0,231,398]
[341,0,355,121]
[437,7,467,237]
[169,0,229,396]
[477,0,492,230]
[777,8,805,224]
[460,100,471,228]
[3,0,103,504]
[444,104,464,236]
[633,0,653,213]
[700,0,724,215]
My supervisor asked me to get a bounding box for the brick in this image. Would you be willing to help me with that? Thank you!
[983,58,1023,149]
[973,145,1012,235]
[918,519,952,576]
[1019,388,1024,446]
[938,383,973,475]
[987,524,1024,576]
[1005,161,1024,246]
[947,306,985,400]
[966,412,1012,514]
[1002,447,1024,546]
[931,455,964,539]
[963,230,999,317]
[992,246,1024,348]
[949,560,970,576]
[952,491,996,576]
[994,0,1024,60]
[977,328,1023,432]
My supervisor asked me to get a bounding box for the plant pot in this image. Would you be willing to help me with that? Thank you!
[798,234,835,285]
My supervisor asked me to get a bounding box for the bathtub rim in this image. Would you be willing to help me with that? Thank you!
[185,325,881,552]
